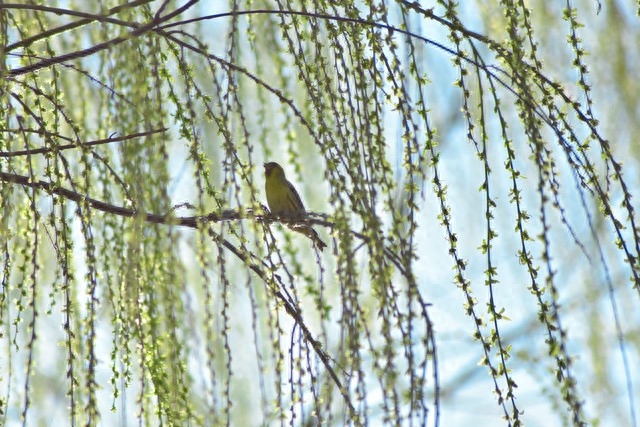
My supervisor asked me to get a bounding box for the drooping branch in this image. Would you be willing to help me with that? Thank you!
[0,168,365,424]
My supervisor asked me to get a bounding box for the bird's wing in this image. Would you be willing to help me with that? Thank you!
[286,181,306,212]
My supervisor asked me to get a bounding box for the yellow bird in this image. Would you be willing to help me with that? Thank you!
[264,162,327,251]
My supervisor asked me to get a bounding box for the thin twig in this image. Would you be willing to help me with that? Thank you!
[0,128,167,158]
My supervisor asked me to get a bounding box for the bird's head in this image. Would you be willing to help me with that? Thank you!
[264,162,285,178]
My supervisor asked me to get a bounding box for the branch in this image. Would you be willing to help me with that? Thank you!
[6,0,200,77]
[2,0,152,52]
[0,169,363,424]
[0,128,168,158]
[205,226,361,425]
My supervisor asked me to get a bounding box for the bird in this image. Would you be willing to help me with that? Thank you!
[263,162,327,251]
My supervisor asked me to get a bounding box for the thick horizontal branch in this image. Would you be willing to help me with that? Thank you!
[0,169,413,280]
[0,170,327,228]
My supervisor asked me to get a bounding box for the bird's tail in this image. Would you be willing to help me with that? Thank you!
[290,224,327,251]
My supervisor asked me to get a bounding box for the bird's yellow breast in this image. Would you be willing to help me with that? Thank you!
[265,176,293,214]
